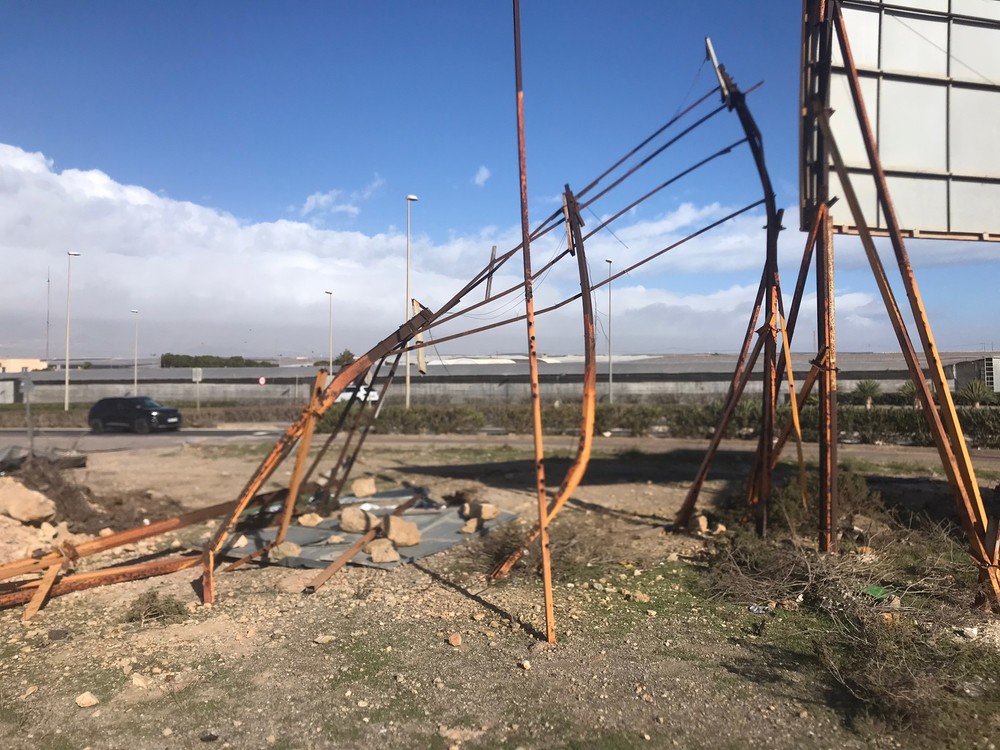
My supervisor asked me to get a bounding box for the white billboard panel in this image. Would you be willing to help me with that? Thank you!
[802,0,1000,240]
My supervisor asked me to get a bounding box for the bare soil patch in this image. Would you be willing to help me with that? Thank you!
[1,435,998,749]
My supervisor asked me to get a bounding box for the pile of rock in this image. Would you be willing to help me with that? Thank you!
[337,506,422,564]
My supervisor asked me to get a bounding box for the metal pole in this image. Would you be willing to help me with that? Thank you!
[45,267,50,362]
[130,309,139,392]
[512,0,556,643]
[64,252,80,411]
[405,194,418,409]
[325,290,334,371]
[606,258,613,404]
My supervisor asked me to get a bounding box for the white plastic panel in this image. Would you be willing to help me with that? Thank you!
[881,14,948,76]
[806,0,1000,238]
[886,175,948,232]
[953,0,1000,23]
[833,6,881,68]
[950,88,1000,176]
[951,181,1000,234]
[950,23,1000,83]
[879,79,947,172]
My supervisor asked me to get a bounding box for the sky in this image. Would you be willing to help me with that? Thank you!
[1,1,998,364]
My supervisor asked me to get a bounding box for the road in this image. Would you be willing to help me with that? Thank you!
[2,426,1000,478]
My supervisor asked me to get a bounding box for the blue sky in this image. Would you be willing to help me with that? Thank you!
[1,2,996,361]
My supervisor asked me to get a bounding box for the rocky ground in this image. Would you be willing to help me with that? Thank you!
[1,434,999,749]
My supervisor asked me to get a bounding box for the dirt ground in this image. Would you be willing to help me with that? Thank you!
[2,433,999,749]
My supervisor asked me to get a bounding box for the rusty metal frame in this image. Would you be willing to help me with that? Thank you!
[489,185,598,580]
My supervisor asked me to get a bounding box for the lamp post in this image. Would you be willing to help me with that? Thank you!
[405,194,419,409]
[606,258,613,405]
[325,290,334,372]
[130,309,139,392]
[64,251,81,411]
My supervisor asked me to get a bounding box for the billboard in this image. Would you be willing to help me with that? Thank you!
[801,0,1000,240]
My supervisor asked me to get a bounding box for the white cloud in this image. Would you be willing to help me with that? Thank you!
[298,174,384,220]
[472,165,491,187]
[0,143,994,360]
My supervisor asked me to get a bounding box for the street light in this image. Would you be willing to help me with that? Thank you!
[325,290,334,372]
[405,194,419,409]
[130,309,139,392]
[606,258,613,405]
[64,251,81,411]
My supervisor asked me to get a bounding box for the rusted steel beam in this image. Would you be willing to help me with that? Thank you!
[674,273,766,531]
[302,495,418,595]
[831,3,989,540]
[274,371,325,545]
[489,186,597,580]
[513,0,555,644]
[0,555,200,610]
[0,497,250,583]
[329,355,403,507]
[22,560,62,623]
[816,210,838,552]
[816,108,995,575]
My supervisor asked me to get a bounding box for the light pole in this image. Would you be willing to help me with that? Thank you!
[606,258,613,405]
[325,290,334,372]
[130,309,139,392]
[405,194,419,409]
[64,251,81,411]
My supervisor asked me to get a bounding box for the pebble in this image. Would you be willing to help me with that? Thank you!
[74,692,99,708]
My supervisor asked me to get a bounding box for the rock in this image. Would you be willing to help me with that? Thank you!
[131,673,152,689]
[624,590,651,603]
[298,512,324,528]
[710,522,727,535]
[231,534,249,548]
[448,632,462,647]
[459,518,481,535]
[687,515,709,534]
[339,507,380,533]
[351,477,377,498]
[0,477,56,524]
[163,728,174,737]
[314,635,337,644]
[366,538,400,564]
[520,660,531,670]
[957,626,979,640]
[75,691,99,708]
[98,527,114,537]
[325,534,345,544]
[460,502,501,521]
[383,516,421,547]
[268,541,302,562]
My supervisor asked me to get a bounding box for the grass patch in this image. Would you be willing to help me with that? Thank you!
[123,591,188,626]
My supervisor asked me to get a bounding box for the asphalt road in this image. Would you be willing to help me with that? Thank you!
[0,427,284,454]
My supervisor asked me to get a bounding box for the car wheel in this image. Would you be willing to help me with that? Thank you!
[134,418,151,435]
[89,418,104,434]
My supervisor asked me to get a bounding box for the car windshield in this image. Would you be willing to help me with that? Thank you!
[133,398,162,409]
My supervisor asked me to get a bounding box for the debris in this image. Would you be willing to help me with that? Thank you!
[366,539,400,564]
[314,635,337,645]
[461,502,502,521]
[0,477,56,524]
[383,515,421,547]
[131,673,152,689]
[520,660,531,670]
[957,626,979,640]
[623,589,650,603]
[448,632,462,647]
[268,541,302,562]
[748,604,774,615]
[351,477,377,498]
[325,534,344,544]
[339,506,380,533]
[75,691,99,708]
[298,512,324,528]
[710,522,727,535]
[459,518,481,535]
[687,515,709,534]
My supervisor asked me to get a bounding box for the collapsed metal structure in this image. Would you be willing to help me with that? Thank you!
[3,0,995,633]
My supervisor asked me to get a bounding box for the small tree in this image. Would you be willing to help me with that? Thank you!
[959,379,995,409]
[898,381,920,409]
[333,349,356,366]
[854,379,881,410]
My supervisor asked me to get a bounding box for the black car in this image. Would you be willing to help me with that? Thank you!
[88,397,182,434]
